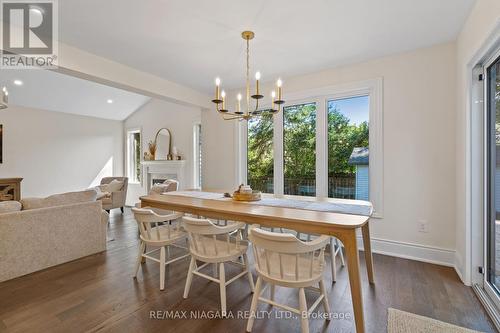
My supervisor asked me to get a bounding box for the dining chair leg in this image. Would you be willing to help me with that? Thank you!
[244,224,249,238]
[298,287,309,333]
[336,238,345,267]
[330,238,337,282]
[270,284,275,301]
[160,246,166,291]
[183,256,196,299]
[133,241,145,278]
[219,262,227,316]
[213,263,218,278]
[141,244,147,263]
[246,276,262,332]
[319,279,331,317]
[243,253,255,292]
[166,245,170,262]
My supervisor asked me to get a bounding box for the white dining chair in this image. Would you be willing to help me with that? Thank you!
[246,226,331,333]
[297,233,345,282]
[182,216,254,316]
[270,228,345,283]
[132,207,190,290]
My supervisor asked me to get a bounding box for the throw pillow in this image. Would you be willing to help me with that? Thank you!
[19,197,45,210]
[0,201,22,214]
[106,179,124,193]
[90,186,111,200]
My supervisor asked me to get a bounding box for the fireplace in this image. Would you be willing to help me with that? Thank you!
[141,160,186,194]
[151,174,178,186]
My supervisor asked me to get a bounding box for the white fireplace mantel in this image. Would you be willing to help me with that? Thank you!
[141,160,186,193]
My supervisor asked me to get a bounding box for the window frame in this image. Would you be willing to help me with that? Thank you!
[193,122,202,189]
[126,127,142,185]
[281,100,319,197]
[239,77,383,217]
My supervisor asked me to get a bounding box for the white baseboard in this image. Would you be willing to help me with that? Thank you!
[356,236,456,267]
[454,251,467,285]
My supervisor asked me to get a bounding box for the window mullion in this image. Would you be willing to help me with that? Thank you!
[316,98,328,198]
[274,109,284,195]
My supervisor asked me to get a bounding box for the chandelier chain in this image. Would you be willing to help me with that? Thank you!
[246,37,250,115]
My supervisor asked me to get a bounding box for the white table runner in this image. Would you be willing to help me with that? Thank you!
[162,191,373,216]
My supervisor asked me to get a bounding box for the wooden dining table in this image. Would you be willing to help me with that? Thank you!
[140,192,375,333]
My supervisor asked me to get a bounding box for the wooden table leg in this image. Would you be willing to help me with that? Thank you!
[361,221,375,284]
[340,229,365,333]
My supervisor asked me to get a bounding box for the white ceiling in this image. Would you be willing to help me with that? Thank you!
[59,0,476,93]
[0,69,150,120]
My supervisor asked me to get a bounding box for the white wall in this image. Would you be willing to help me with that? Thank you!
[455,0,500,285]
[124,99,202,205]
[0,106,123,197]
[203,42,458,263]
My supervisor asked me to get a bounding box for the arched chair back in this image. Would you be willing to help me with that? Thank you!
[132,207,184,245]
[248,226,329,285]
[182,216,245,262]
[131,207,188,291]
[246,226,331,333]
[182,216,254,316]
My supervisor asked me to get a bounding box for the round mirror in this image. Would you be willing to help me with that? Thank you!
[154,128,172,160]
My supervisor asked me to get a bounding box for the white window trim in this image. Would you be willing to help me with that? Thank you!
[238,77,384,218]
[125,127,142,185]
[193,122,202,189]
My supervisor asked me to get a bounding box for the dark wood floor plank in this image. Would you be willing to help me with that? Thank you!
[0,208,496,333]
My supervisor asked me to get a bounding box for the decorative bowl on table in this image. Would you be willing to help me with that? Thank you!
[232,190,262,201]
[232,184,261,201]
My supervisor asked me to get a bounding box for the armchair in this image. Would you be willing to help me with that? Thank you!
[99,177,128,213]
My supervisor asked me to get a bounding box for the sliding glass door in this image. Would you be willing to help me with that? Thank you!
[486,54,500,302]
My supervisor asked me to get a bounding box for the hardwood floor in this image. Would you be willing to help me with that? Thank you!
[0,208,496,333]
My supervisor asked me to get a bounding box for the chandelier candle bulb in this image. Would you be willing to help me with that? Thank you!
[271,90,276,107]
[255,71,261,95]
[237,93,242,112]
[277,79,283,101]
[215,77,221,99]
[221,90,226,110]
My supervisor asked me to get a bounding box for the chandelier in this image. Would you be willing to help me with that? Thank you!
[211,31,285,121]
[0,87,8,110]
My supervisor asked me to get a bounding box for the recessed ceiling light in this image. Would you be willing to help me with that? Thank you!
[107,99,113,104]
[13,80,23,86]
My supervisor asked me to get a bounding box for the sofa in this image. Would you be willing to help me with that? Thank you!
[0,189,108,282]
[98,177,128,213]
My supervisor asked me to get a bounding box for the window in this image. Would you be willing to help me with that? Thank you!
[247,113,274,193]
[283,103,316,196]
[193,124,202,189]
[327,96,369,200]
[126,129,141,183]
[240,78,383,216]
